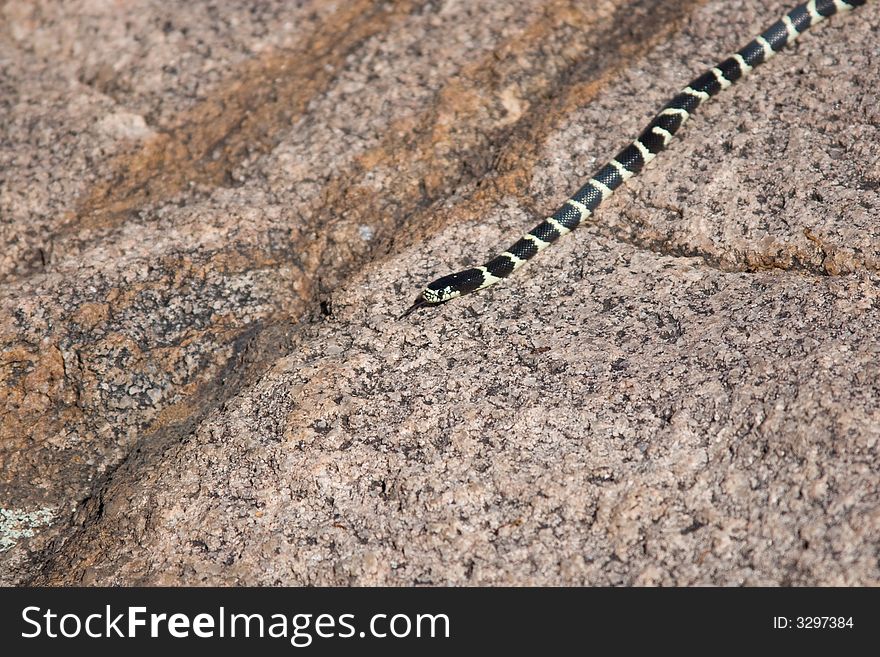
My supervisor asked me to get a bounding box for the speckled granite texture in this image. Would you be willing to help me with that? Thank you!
[1,0,878,585]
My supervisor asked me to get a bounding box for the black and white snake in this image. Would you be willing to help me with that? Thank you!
[404,0,867,316]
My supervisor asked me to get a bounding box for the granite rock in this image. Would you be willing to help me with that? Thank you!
[1,0,878,585]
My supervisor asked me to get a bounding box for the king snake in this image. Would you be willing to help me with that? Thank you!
[404,0,867,317]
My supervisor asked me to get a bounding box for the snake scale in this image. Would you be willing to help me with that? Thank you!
[404,0,867,317]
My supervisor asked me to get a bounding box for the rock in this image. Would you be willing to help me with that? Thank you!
[1,0,878,585]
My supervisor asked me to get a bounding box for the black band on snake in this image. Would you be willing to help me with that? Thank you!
[403,0,867,317]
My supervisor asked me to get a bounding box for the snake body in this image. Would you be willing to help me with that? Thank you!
[404,0,867,316]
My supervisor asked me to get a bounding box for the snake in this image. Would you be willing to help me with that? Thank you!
[403,0,867,317]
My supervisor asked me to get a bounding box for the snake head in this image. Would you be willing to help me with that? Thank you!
[401,268,487,317]
[424,268,485,302]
